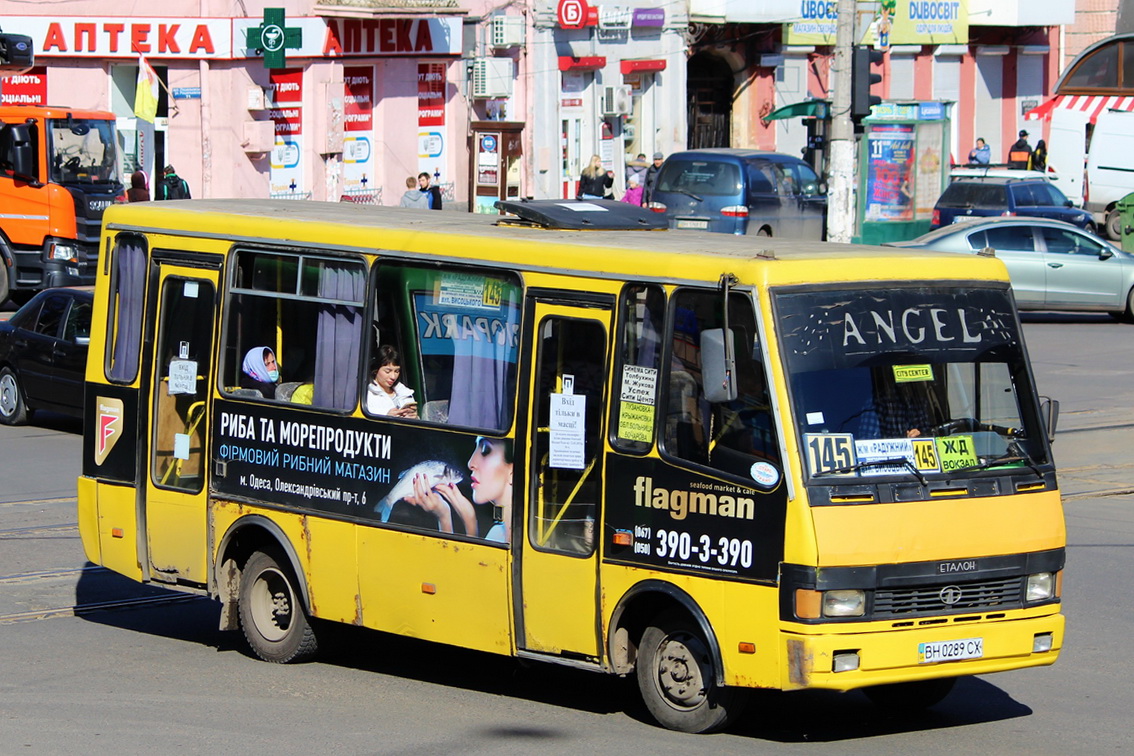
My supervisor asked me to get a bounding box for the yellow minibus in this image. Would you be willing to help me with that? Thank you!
[78,199,1064,732]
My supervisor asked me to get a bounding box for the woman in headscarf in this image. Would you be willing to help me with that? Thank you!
[240,346,281,397]
[126,170,149,202]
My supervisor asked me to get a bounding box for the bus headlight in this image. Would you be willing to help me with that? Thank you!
[823,589,866,617]
[1026,572,1055,602]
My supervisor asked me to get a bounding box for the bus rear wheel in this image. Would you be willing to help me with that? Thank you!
[636,611,744,733]
[238,550,318,663]
[863,677,957,711]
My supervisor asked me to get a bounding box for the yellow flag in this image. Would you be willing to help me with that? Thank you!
[134,56,159,122]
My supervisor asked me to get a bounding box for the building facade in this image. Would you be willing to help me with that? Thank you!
[0,0,1082,207]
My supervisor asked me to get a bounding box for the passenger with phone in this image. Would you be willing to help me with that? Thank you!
[366,345,418,418]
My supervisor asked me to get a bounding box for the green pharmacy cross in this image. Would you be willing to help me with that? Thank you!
[246,8,302,70]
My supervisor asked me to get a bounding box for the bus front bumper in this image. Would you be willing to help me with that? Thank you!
[780,611,1064,691]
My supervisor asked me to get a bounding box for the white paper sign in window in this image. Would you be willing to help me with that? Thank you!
[168,359,198,396]
[549,392,586,469]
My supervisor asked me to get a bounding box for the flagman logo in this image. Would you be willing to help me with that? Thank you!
[95,397,124,466]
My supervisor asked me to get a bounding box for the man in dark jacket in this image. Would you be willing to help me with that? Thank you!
[156,164,191,200]
[1007,130,1032,169]
[643,152,664,204]
[418,172,443,210]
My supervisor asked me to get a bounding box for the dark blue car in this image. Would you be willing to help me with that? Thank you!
[647,149,827,239]
[931,177,1095,233]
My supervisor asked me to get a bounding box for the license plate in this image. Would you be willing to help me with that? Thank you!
[676,219,708,230]
[919,637,983,664]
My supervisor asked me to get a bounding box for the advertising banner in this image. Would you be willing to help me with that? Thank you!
[1,67,47,105]
[418,62,447,188]
[784,0,968,47]
[342,65,375,196]
[269,68,304,197]
[863,123,915,222]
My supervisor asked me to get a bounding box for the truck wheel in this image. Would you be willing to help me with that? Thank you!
[636,610,744,733]
[1106,208,1121,241]
[0,367,30,426]
[863,677,957,711]
[0,260,8,307]
[238,550,318,663]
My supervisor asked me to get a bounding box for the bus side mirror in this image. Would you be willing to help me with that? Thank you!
[701,328,737,403]
[0,123,37,182]
[1040,396,1059,443]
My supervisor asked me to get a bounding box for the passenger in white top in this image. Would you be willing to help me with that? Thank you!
[366,345,417,418]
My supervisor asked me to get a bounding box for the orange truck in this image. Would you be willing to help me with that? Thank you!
[0,104,124,304]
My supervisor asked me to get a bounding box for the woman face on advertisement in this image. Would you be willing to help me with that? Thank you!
[468,437,512,504]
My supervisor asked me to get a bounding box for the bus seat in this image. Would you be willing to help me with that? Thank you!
[290,383,314,405]
[422,400,449,423]
[229,388,263,398]
[275,381,303,401]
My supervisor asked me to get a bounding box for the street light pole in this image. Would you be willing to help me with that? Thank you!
[826,0,857,243]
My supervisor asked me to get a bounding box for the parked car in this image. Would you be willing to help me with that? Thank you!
[887,217,1134,319]
[948,165,1074,202]
[931,176,1094,232]
[647,149,827,239]
[0,287,92,424]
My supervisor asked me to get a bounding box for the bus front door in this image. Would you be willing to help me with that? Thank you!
[519,301,610,659]
[142,263,219,585]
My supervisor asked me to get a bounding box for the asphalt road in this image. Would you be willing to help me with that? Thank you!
[0,313,1130,754]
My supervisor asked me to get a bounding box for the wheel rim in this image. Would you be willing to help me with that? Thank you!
[0,373,17,417]
[249,566,294,642]
[653,631,709,711]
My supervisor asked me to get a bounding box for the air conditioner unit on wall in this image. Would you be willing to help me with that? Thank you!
[602,85,632,116]
[472,57,514,98]
[492,16,524,48]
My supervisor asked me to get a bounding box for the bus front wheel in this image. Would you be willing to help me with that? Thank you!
[636,611,744,733]
[238,550,318,663]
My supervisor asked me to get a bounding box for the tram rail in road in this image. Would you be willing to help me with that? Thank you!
[0,517,207,625]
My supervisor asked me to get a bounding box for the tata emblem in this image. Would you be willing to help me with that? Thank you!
[939,585,963,606]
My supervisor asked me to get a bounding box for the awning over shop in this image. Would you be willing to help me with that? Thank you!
[558,56,606,71]
[765,100,829,121]
[620,59,666,75]
[1025,94,1134,124]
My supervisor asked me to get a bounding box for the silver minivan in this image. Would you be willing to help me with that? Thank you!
[647,149,827,239]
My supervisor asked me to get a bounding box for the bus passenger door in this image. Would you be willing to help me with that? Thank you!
[143,263,219,585]
[519,301,611,658]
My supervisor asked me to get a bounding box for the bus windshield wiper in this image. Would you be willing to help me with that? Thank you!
[947,453,1044,477]
[814,457,927,486]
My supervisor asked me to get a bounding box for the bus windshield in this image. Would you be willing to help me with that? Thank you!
[47,118,121,185]
[776,285,1051,483]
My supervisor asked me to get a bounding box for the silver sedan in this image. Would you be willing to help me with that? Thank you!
[887,218,1134,320]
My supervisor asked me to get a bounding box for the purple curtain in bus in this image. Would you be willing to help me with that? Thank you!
[447,295,520,430]
[313,263,365,410]
[108,241,145,383]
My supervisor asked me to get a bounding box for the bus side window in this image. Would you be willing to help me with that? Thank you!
[662,289,782,482]
[611,283,664,453]
[105,235,147,384]
[224,250,366,409]
[376,262,521,431]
